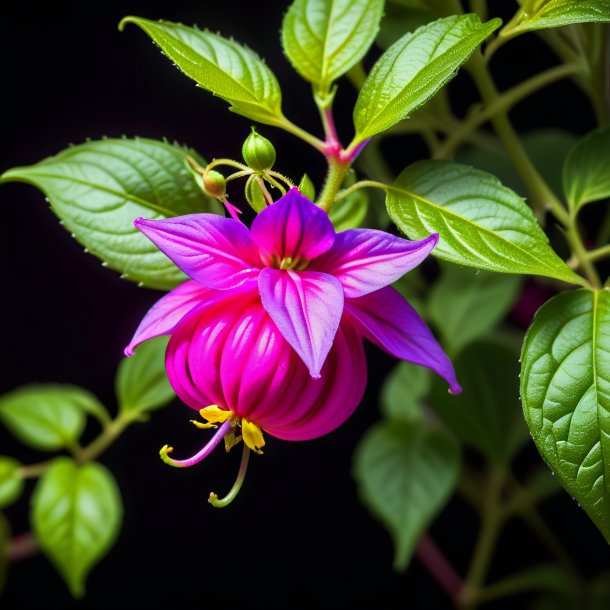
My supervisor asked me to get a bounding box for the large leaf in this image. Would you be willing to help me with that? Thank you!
[0,457,24,509]
[563,124,610,214]
[380,361,429,422]
[431,341,528,465]
[115,336,175,415]
[386,160,585,285]
[31,458,123,598]
[353,14,500,140]
[120,17,283,124]
[353,420,459,569]
[0,385,105,451]
[428,264,522,355]
[501,0,610,38]
[281,0,384,94]
[520,289,610,542]
[0,138,222,290]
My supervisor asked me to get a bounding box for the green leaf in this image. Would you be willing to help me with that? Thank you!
[120,17,283,124]
[116,336,175,415]
[0,138,222,290]
[329,189,369,231]
[281,0,384,94]
[386,160,585,285]
[502,0,610,38]
[353,15,501,139]
[380,361,430,422]
[0,457,24,509]
[429,264,522,355]
[0,385,106,451]
[353,420,459,569]
[431,341,527,465]
[31,458,122,598]
[520,288,610,542]
[564,124,610,214]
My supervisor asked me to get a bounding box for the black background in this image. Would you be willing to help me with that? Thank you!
[1,1,608,609]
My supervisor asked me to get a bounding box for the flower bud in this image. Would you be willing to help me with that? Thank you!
[202,170,226,199]
[298,173,316,201]
[242,127,276,171]
[245,175,267,213]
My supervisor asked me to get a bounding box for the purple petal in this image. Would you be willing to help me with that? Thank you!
[124,280,220,356]
[316,229,438,298]
[135,214,260,289]
[250,187,335,265]
[346,286,461,393]
[258,268,344,378]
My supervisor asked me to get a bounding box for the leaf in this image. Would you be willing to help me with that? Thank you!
[0,385,106,451]
[329,189,369,231]
[428,264,522,355]
[31,458,122,598]
[564,124,610,214]
[281,0,384,94]
[120,17,283,124]
[431,341,528,465]
[0,457,24,509]
[115,336,175,415]
[353,14,501,140]
[386,160,585,285]
[0,138,222,290]
[353,420,460,569]
[520,288,610,542]
[501,0,610,38]
[380,361,430,422]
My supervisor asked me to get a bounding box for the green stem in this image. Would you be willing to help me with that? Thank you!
[316,159,351,212]
[434,63,580,159]
[335,180,388,202]
[274,116,326,153]
[459,469,506,610]
[76,416,134,463]
[565,219,601,288]
[587,243,610,263]
[208,445,251,508]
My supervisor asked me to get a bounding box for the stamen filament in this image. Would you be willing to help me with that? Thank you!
[208,444,251,508]
[159,420,231,468]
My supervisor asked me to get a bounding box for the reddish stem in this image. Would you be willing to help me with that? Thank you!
[7,532,40,563]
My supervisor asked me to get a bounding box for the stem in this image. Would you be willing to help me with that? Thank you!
[587,243,610,263]
[316,159,351,212]
[415,533,464,606]
[434,63,580,159]
[467,52,569,223]
[565,220,601,288]
[274,116,326,153]
[76,415,135,464]
[335,180,388,202]
[208,445,251,508]
[459,469,506,610]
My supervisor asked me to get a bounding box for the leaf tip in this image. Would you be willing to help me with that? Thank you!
[118,15,140,32]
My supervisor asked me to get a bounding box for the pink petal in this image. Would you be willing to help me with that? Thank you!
[315,229,438,298]
[135,214,260,289]
[258,268,344,378]
[250,187,335,265]
[346,286,461,394]
[124,280,214,356]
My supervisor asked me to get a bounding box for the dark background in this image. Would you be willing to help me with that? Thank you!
[0,1,608,609]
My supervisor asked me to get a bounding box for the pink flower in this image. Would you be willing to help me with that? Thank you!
[125,188,459,488]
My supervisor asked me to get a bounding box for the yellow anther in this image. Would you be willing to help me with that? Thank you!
[224,430,243,453]
[199,405,232,424]
[190,419,216,430]
[241,419,265,455]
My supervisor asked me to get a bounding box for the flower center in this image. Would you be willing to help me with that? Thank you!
[271,254,310,271]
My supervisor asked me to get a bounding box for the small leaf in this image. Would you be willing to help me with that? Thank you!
[386,160,585,285]
[429,264,522,355]
[0,138,222,290]
[431,341,528,465]
[501,0,610,38]
[521,288,610,542]
[353,420,460,570]
[0,385,105,451]
[281,0,384,94]
[120,17,283,124]
[115,336,175,415]
[380,361,430,422]
[353,15,501,139]
[0,457,24,508]
[564,124,610,214]
[31,458,123,598]
[329,189,369,231]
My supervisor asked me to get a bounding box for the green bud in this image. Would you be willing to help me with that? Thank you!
[202,170,226,199]
[242,127,276,171]
[297,174,316,201]
[245,175,267,213]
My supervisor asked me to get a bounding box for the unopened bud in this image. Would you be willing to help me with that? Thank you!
[245,175,267,213]
[298,174,316,201]
[202,170,226,198]
[242,127,276,171]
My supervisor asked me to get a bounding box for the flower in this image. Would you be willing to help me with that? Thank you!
[125,187,459,502]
